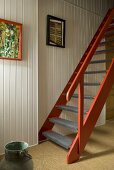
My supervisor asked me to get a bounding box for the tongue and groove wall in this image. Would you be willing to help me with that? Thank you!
[38,0,114,134]
[0,0,113,155]
[0,0,38,154]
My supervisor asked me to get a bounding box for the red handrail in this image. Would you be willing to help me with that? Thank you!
[66,8,114,102]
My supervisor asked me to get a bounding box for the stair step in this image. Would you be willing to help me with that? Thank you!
[57,105,88,113]
[105,30,114,36]
[84,82,100,86]
[99,40,114,46]
[90,59,111,64]
[72,94,94,99]
[110,19,114,24]
[43,131,73,149]
[49,118,77,131]
[85,70,106,74]
[107,25,114,32]
[57,105,78,113]
[95,49,114,55]
[63,93,94,99]
[109,23,114,27]
[68,81,101,86]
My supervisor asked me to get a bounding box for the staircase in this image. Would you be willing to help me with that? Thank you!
[39,8,114,164]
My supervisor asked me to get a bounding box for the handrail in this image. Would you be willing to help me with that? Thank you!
[66,8,114,102]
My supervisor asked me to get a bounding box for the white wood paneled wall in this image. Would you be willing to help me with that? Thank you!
[65,0,114,16]
[39,0,114,134]
[0,0,38,154]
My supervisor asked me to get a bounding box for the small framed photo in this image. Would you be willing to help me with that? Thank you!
[0,19,22,60]
[46,15,65,48]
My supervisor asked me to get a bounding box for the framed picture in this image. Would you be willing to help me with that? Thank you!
[0,19,22,60]
[46,15,65,48]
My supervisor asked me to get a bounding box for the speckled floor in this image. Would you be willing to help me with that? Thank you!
[29,120,114,170]
[1,120,114,170]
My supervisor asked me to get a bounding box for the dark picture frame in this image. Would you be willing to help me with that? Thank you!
[46,15,65,48]
[0,18,22,60]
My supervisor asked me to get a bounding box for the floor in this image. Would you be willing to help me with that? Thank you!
[29,120,114,170]
[0,120,114,170]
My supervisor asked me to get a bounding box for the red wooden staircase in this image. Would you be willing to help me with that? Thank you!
[39,8,114,164]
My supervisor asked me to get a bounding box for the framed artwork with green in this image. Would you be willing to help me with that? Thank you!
[0,19,22,60]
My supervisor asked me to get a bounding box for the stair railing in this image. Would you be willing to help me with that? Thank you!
[66,8,114,102]
[66,8,114,163]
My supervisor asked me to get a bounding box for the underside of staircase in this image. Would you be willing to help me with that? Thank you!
[39,8,114,164]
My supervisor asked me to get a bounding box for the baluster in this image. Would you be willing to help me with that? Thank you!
[78,75,84,154]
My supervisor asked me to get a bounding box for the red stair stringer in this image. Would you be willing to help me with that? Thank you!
[67,59,114,164]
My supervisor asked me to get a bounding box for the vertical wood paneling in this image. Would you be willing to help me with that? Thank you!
[39,0,114,134]
[27,0,33,145]
[15,0,22,141]
[0,0,38,154]
[0,0,5,154]
[32,0,38,143]
[21,0,29,142]
[64,0,114,16]
[4,0,11,144]
[9,0,17,141]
